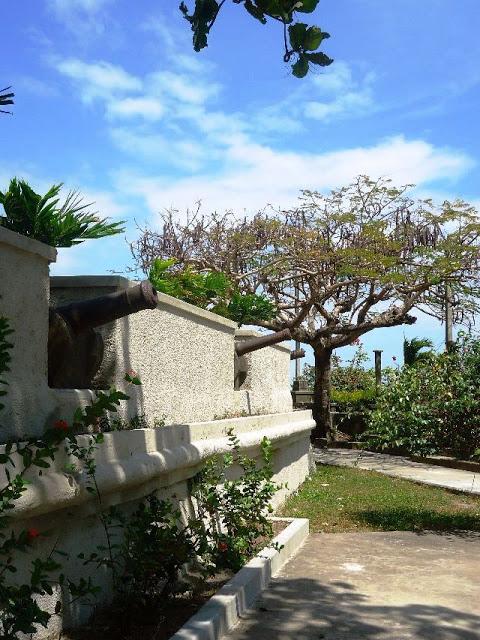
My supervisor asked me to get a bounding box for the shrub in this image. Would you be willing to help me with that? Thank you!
[331,388,376,412]
[191,429,281,573]
[364,333,480,459]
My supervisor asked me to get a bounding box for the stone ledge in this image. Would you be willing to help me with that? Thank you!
[0,226,57,262]
[8,413,315,520]
[50,275,129,288]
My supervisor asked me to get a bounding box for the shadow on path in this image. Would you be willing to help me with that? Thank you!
[230,573,480,639]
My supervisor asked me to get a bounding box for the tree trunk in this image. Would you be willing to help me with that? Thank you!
[312,347,333,441]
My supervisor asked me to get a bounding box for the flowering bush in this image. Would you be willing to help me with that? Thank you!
[191,429,282,573]
[364,333,480,459]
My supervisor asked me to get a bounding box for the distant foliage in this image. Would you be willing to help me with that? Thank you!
[180,0,333,77]
[302,342,376,395]
[0,179,124,247]
[148,257,275,326]
[403,337,434,366]
[365,333,480,459]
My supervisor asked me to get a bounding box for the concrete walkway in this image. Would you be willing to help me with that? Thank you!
[313,448,480,495]
[228,531,480,639]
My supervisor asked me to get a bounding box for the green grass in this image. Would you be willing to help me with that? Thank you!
[278,465,480,533]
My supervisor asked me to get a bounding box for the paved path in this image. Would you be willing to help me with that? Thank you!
[228,531,480,639]
[313,448,480,495]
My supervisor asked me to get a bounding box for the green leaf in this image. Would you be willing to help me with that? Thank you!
[292,55,309,78]
[288,22,308,50]
[295,0,320,13]
[307,51,333,66]
[304,26,325,51]
[244,0,266,23]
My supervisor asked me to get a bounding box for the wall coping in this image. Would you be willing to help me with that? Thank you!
[235,328,291,353]
[7,411,315,520]
[156,291,237,331]
[0,226,57,262]
[50,275,129,288]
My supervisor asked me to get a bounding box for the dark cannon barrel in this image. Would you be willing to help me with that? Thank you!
[290,348,306,360]
[235,328,292,358]
[56,280,158,334]
[48,280,158,388]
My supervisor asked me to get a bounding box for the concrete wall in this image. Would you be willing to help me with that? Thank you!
[0,227,57,439]
[49,276,293,425]
[0,242,312,638]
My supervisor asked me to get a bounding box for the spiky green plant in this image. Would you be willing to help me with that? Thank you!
[403,337,434,366]
[0,179,125,247]
[0,86,14,114]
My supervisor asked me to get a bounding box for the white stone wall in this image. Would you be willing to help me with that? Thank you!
[0,227,57,439]
[0,246,312,639]
[49,277,293,425]
[235,329,292,416]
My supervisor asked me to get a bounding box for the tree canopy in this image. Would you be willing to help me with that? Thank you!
[132,175,480,434]
[180,0,333,77]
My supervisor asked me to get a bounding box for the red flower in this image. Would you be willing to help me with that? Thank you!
[352,338,361,345]
[53,419,69,431]
[218,541,228,552]
[27,528,40,541]
[126,369,138,378]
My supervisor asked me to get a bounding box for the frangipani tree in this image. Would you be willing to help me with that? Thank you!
[132,176,480,436]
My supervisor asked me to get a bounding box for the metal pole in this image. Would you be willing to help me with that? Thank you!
[374,350,382,391]
[295,340,302,379]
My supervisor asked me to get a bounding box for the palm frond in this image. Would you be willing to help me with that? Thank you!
[0,178,125,247]
[0,86,14,114]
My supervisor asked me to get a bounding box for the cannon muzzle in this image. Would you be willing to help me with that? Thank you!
[48,280,158,388]
[235,328,291,358]
[290,348,306,360]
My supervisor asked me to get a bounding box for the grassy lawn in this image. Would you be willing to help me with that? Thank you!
[278,465,480,533]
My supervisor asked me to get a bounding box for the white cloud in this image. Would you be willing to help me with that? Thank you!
[109,128,206,172]
[48,0,115,37]
[107,97,165,121]
[148,71,220,105]
[56,59,142,102]
[305,62,376,122]
[80,189,129,220]
[113,135,473,218]
[312,61,355,94]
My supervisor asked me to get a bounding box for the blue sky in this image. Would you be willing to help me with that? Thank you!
[2,0,480,369]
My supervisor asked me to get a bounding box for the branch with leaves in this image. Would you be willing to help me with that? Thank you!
[180,0,333,77]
